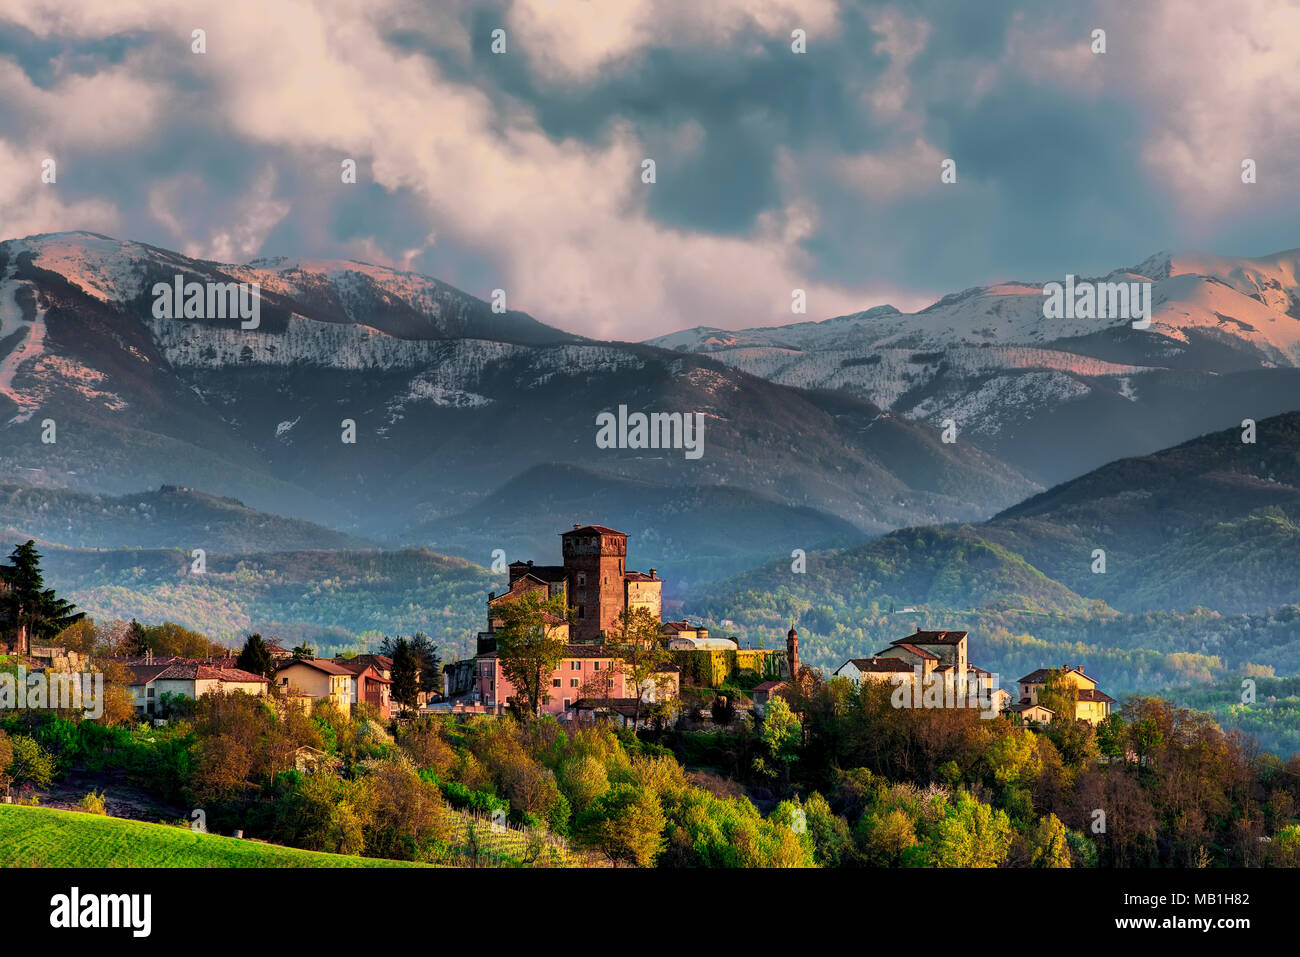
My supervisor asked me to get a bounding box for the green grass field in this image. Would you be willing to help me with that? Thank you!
[0,805,426,868]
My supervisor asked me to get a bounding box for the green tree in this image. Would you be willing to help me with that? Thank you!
[1028,813,1072,868]
[382,633,442,695]
[603,606,674,731]
[409,633,442,695]
[574,782,665,867]
[291,643,316,659]
[1035,670,1079,721]
[1096,713,1128,759]
[237,633,277,680]
[927,791,1014,867]
[760,695,801,788]
[1,541,85,655]
[391,638,420,714]
[7,734,56,789]
[494,589,570,718]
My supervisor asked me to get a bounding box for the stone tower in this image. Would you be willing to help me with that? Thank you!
[787,625,800,679]
[561,525,628,643]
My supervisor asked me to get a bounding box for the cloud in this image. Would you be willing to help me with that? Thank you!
[0,0,1298,340]
[0,138,119,239]
[506,0,840,84]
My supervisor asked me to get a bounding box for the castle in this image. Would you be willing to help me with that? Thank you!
[482,524,662,649]
[455,525,671,717]
[447,524,783,719]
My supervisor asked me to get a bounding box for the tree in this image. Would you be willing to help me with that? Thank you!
[1,541,85,655]
[391,638,420,714]
[493,589,570,718]
[0,731,12,795]
[291,643,316,659]
[381,633,442,696]
[603,606,674,731]
[574,783,665,867]
[409,633,442,696]
[1028,813,1072,868]
[928,791,1014,867]
[237,633,277,680]
[142,621,225,657]
[1096,713,1129,760]
[7,735,56,789]
[125,619,150,656]
[1035,670,1079,721]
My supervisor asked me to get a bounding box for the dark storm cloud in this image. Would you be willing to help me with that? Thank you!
[1,0,1296,335]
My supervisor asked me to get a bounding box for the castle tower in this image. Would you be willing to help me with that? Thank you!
[787,625,800,678]
[561,525,628,643]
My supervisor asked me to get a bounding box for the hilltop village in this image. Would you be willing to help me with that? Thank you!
[4,526,1288,876]
[433,524,1114,729]
[0,524,1113,729]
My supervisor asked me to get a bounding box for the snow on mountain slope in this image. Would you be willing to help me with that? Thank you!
[646,248,1300,483]
[651,249,1300,363]
[0,247,50,422]
[5,231,576,346]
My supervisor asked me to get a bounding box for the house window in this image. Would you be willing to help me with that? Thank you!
[552,679,561,688]
[578,605,585,619]
[563,699,571,708]
[571,661,581,670]
[570,679,579,688]
[577,573,586,587]
[594,661,601,671]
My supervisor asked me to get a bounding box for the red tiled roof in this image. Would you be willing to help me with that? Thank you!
[624,571,657,582]
[1019,665,1095,685]
[562,525,627,536]
[277,657,353,676]
[895,630,967,645]
[1077,688,1115,703]
[843,657,914,673]
[341,654,394,671]
[128,663,267,684]
[883,643,940,660]
[1007,703,1055,714]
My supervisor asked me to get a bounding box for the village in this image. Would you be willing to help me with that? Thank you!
[0,525,1287,879]
[2,524,1113,732]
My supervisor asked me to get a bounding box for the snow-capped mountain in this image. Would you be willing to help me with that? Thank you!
[0,232,1037,571]
[647,250,1300,483]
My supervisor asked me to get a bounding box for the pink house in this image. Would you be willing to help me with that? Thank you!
[475,645,680,716]
[476,645,631,715]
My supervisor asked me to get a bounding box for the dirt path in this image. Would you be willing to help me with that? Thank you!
[37,769,189,824]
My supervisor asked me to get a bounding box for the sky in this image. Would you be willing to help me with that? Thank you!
[2,0,1299,340]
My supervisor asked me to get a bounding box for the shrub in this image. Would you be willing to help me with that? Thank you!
[78,790,108,815]
[7,735,56,789]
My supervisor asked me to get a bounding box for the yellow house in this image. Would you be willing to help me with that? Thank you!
[1017,665,1115,725]
[1007,702,1055,726]
[275,658,354,715]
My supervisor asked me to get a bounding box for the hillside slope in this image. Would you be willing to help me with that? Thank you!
[409,462,868,591]
[0,805,423,867]
[691,412,1300,690]
[0,482,376,551]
